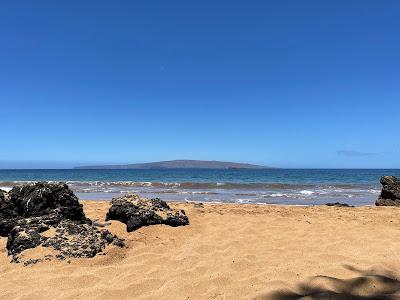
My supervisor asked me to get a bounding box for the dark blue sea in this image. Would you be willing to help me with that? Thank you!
[0,169,398,206]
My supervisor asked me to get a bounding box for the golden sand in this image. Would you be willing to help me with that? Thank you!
[1,201,400,299]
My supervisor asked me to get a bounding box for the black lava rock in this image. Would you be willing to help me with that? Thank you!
[7,225,46,255]
[376,176,400,206]
[9,182,86,221]
[42,221,124,259]
[0,182,89,238]
[0,182,124,264]
[326,202,353,207]
[106,194,189,232]
[0,189,18,236]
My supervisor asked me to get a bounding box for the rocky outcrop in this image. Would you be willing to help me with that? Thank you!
[0,189,17,236]
[376,176,400,206]
[106,194,189,232]
[0,182,87,237]
[0,182,123,264]
[326,202,353,207]
[9,182,86,220]
[0,189,6,201]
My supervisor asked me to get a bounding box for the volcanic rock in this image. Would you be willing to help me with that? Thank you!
[326,202,353,207]
[106,194,189,232]
[7,222,47,255]
[0,189,17,236]
[0,182,124,264]
[9,182,86,221]
[376,176,400,206]
[0,189,6,201]
[41,220,124,259]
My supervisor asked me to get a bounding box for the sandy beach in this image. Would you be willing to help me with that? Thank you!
[1,200,400,299]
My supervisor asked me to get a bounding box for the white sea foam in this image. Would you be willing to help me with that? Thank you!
[0,187,12,192]
[369,189,380,194]
[237,199,251,203]
[270,193,286,197]
[300,190,314,195]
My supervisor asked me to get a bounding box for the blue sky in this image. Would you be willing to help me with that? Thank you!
[0,1,399,168]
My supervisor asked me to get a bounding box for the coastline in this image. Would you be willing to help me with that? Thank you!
[0,182,382,207]
[1,200,400,299]
[0,168,396,205]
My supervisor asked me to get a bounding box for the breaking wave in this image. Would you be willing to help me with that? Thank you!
[61,181,377,190]
[0,180,382,206]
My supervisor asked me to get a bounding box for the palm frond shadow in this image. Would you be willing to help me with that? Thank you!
[263,265,400,300]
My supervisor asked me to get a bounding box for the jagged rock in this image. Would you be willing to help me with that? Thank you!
[42,220,124,258]
[0,182,88,238]
[7,225,47,255]
[9,182,86,221]
[376,176,400,206]
[106,194,189,232]
[326,202,353,207]
[0,182,124,264]
[0,189,18,236]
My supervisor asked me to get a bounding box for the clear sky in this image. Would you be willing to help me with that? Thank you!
[0,1,399,168]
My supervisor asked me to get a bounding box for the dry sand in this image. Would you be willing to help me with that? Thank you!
[1,201,400,299]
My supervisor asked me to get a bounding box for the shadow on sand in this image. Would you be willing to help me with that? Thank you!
[263,265,400,300]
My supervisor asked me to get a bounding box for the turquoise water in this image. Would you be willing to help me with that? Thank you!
[0,169,398,205]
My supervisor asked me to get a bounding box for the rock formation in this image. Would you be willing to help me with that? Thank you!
[326,202,353,207]
[0,189,16,236]
[376,176,400,206]
[0,182,88,236]
[0,182,123,264]
[106,194,189,232]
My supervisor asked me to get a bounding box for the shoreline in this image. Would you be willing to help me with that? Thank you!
[81,198,378,207]
[2,184,381,206]
[84,199,377,207]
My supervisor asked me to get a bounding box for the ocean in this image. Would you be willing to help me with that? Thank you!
[0,169,398,206]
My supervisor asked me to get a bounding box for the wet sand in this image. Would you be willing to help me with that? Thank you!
[1,201,400,299]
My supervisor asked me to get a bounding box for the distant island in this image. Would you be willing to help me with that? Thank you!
[74,160,269,170]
